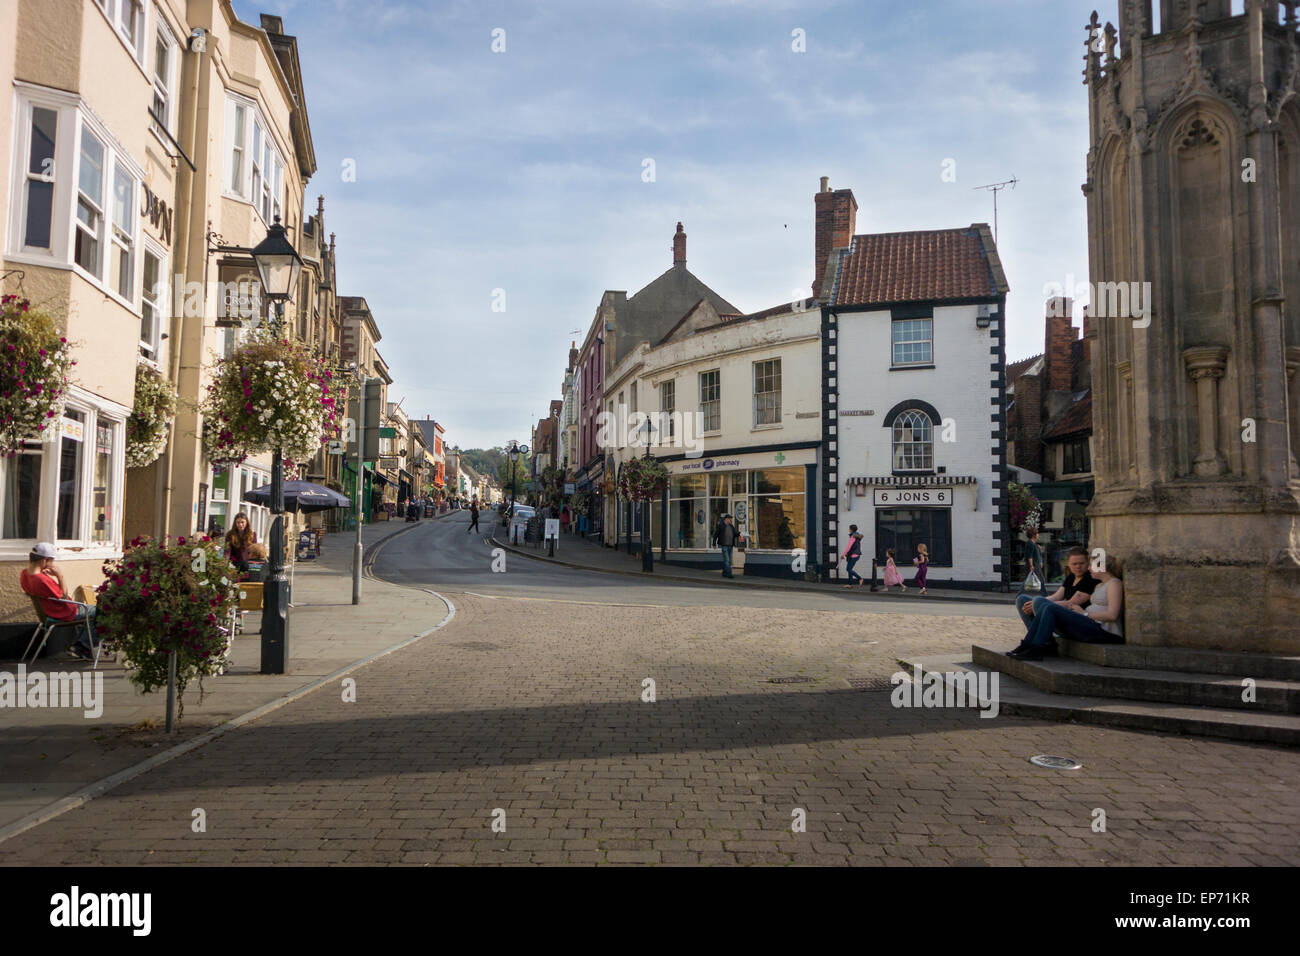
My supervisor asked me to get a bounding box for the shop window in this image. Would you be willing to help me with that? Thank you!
[1,441,43,539]
[875,508,952,567]
[56,411,87,541]
[92,422,115,543]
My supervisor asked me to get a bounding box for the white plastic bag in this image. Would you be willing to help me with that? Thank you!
[1024,570,1042,592]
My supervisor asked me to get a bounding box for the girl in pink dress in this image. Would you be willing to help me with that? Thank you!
[882,549,905,591]
[913,543,929,594]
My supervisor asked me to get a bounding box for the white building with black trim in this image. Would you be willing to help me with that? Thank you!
[812,180,1010,588]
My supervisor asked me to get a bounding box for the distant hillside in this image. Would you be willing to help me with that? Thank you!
[459,448,506,479]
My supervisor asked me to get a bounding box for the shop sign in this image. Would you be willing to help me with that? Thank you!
[873,488,952,506]
[141,183,173,245]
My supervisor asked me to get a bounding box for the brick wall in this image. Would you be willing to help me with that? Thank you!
[813,182,858,296]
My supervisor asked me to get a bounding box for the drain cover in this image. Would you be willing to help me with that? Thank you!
[768,676,815,684]
[1030,754,1082,770]
[847,677,894,692]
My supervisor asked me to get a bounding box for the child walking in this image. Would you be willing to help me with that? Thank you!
[913,543,929,594]
[882,548,906,591]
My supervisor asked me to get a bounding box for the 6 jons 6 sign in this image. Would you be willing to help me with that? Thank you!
[872,488,952,507]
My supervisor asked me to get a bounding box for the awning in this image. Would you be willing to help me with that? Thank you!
[372,471,392,486]
[847,475,978,487]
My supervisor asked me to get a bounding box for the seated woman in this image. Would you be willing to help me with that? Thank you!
[1008,554,1124,661]
[225,512,256,575]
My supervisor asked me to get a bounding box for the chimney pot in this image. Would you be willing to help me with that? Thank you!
[819,176,830,193]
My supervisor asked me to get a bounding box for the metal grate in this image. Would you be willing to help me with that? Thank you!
[768,676,816,684]
[847,677,895,692]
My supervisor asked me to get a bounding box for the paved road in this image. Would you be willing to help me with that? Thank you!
[376,509,1017,619]
[4,509,1298,866]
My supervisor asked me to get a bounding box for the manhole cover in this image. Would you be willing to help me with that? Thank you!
[768,676,815,684]
[847,677,894,692]
[1030,754,1082,770]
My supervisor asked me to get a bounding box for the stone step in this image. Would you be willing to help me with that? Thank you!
[1058,640,1300,681]
[899,653,1300,748]
[971,644,1300,714]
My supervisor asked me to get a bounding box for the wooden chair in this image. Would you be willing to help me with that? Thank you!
[232,582,264,635]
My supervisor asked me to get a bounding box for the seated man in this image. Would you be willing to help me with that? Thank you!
[1013,545,1097,635]
[20,542,97,659]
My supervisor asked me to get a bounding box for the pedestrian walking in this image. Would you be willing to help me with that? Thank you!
[717,513,741,578]
[882,548,905,591]
[560,505,571,534]
[467,500,480,533]
[840,524,864,587]
[1022,526,1046,595]
[912,543,929,594]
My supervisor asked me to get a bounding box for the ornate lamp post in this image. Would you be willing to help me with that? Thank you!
[506,439,528,543]
[250,216,303,675]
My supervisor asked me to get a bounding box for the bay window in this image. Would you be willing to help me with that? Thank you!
[0,391,126,556]
[7,87,146,308]
[226,95,286,226]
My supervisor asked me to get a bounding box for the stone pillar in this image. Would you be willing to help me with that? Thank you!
[1183,346,1229,477]
[1287,346,1300,474]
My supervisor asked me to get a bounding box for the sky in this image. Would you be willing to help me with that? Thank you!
[231,0,1127,451]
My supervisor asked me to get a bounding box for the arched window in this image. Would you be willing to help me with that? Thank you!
[892,409,933,472]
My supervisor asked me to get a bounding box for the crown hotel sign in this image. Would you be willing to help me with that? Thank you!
[215,262,263,329]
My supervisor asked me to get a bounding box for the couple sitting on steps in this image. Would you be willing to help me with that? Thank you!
[1007,546,1125,662]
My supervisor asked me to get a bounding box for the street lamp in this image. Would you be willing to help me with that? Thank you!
[638,415,655,572]
[250,216,303,675]
[506,439,528,543]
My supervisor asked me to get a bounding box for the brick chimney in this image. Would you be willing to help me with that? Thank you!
[814,178,858,298]
[673,222,686,267]
[1044,297,1076,394]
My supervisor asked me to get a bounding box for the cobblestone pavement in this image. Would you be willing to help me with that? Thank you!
[4,593,1298,866]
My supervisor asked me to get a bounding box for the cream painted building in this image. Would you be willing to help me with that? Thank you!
[0,0,194,628]
[604,301,822,576]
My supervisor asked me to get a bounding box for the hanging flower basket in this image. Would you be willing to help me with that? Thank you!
[126,363,177,469]
[617,456,669,502]
[95,536,241,718]
[199,330,338,471]
[0,294,75,456]
[1008,481,1042,534]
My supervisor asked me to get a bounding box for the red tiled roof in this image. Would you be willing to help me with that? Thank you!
[830,226,1007,307]
[1008,353,1044,380]
[1043,391,1092,440]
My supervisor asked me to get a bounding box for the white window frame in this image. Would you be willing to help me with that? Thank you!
[891,409,935,473]
[699,369,721,433]
[660,379,675,439]
[224,94,287,228]
[140,238,168,361]
[7,87,145,311]
[7,91,76,259]
[0,386,128,560]
[150,12,180,140]
[108,160,136,301]
[753,358,782,428]
[91,0,150,72]
[891,317,934,367]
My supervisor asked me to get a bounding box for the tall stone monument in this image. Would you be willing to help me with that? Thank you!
[1083,0,1300,652]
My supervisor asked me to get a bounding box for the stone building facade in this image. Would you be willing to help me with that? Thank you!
[1084,0,1300,650]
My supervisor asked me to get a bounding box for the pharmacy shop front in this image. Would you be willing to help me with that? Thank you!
[654,446,819,578]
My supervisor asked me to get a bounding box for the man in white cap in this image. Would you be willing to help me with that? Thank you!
[20,543,97,659]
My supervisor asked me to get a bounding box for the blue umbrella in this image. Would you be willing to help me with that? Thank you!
[243,480,351,513]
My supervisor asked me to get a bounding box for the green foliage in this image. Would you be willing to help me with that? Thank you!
[126,363,177,468]
[95,536,241,716]
[0,294,76,455]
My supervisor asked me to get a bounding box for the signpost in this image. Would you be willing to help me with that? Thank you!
[545,518,560,557]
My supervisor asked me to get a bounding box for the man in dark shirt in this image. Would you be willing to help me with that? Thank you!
[1013,546,1098,647]
[717,514,741,578]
